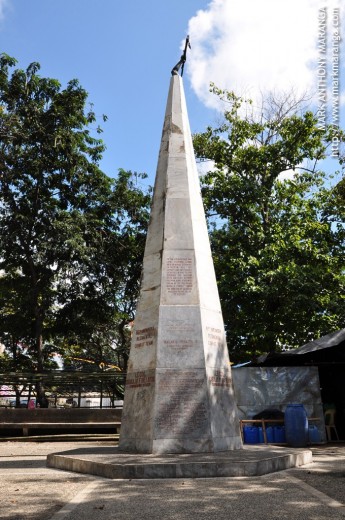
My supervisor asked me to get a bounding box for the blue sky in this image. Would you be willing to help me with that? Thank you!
[1,0,344,186]
[0,0,214,185]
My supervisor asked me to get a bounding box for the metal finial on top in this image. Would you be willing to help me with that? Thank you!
[171,36,191,76]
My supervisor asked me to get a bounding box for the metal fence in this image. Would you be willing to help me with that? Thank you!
[0,370,125,408]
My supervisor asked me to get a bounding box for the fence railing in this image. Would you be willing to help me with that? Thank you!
[0,370,126,408]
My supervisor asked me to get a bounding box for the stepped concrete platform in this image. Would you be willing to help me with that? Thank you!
[47,445,312,479]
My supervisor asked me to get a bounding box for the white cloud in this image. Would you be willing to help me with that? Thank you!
[196,158,215,178]
[187,0,344,110]
[0,0,8,21]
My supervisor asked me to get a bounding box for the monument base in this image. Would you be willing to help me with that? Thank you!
[47,445,312,479]
[119,435,243,454]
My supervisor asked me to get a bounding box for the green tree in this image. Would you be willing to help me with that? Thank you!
[53,169,150,373]
[193,86,345,362]
[0,55,150,387]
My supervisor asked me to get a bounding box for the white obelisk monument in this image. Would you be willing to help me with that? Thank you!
[119,46,242,454]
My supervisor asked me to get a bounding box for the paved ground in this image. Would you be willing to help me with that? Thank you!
[0,439,344,520]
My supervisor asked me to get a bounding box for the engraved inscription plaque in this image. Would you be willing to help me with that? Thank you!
[134,326,156,349]
[125,371,155,388]
[166,257,193,295]
[209,369,232,387]
[206,326,224,348]
[163,319,198,350]
[157,307,204,368]
[154,371,209,438]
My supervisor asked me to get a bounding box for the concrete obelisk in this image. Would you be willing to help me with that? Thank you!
[119,55,242,454]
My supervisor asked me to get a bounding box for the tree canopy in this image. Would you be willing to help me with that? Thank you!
[1,56,344,375]
[0,54,150,378]
[193,86,345,362]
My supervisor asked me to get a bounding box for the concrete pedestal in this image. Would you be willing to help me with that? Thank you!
[47,445,313,479]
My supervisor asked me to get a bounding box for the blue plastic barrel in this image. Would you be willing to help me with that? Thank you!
[273,425,286,443]
[258,427,264,443]
[284,404,308,447]
[266,426,274,443]
[243,426,259,444]
[308,425,321,444]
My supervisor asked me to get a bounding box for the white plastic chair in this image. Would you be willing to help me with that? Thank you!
[324,409,339,441]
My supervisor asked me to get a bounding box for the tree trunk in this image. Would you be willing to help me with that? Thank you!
[36,321,44,373]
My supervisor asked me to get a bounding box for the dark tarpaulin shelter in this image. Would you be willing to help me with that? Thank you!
[253,329,345,439]
[255,329,345,366]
